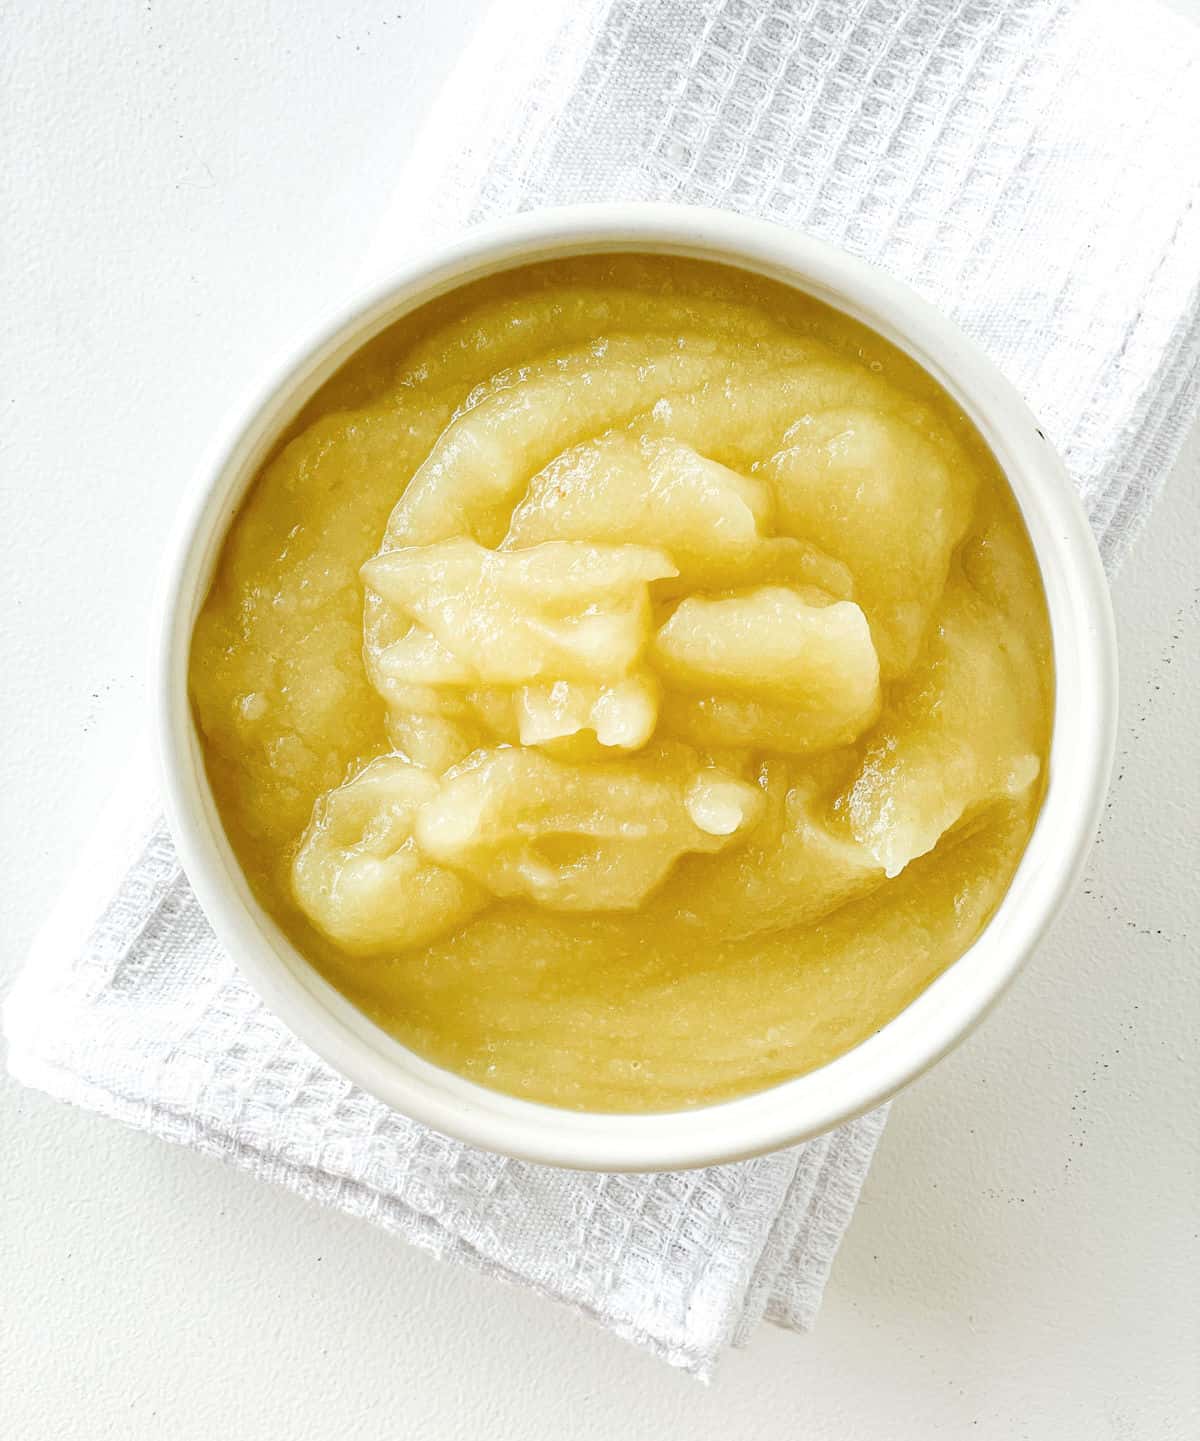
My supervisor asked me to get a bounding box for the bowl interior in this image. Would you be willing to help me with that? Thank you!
[160,205,1117,1171]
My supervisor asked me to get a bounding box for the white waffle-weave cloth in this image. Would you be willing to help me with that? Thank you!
[6,0,1200,1381]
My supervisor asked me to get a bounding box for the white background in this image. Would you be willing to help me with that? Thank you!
[3,3,1197,1436]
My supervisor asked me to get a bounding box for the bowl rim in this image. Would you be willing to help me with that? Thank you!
[156,201,1118,1172]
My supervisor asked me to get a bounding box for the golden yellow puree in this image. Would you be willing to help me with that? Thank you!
[190,255,1053,1111]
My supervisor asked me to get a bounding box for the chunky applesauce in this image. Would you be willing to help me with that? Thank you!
[190,255,1052,1111]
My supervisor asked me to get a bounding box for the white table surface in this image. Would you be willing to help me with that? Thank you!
[3,3,1197,1436]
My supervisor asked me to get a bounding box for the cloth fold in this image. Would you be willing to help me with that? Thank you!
[6,0,1199,1379]
[6,753,888,1376]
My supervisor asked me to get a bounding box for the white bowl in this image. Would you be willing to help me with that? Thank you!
[156,202,1117,1172]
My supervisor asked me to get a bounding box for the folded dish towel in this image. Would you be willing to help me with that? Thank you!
[6,0,1199,1380]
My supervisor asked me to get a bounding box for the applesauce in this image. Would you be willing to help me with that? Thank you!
[190,254,1052,1111]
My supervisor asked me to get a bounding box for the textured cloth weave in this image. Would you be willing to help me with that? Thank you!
[370,0,1200,569]
[6,0,1200,1380]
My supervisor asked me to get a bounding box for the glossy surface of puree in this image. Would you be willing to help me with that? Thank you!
[190,255,1052,1112]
